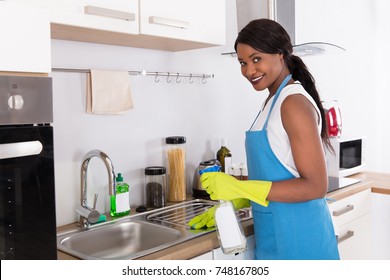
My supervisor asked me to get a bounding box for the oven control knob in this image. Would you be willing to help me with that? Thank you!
[8,94,24,110]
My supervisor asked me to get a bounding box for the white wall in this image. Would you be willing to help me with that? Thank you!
[295,0,390,173]
[372,0,390,173]
[51,40,262,226]
[51,0,390,226]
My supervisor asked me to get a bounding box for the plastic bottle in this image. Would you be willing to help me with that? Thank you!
[216,138,232,173]
[215,200,247,255]
[200,165,247,255]
[110,173,130,217]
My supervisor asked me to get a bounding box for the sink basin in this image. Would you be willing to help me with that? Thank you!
[58,220,182,260]
[57,199,249,260]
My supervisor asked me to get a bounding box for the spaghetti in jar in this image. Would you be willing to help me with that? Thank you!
[165,136,186,202]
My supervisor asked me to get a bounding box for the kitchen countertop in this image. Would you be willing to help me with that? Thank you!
[57,171,390,260]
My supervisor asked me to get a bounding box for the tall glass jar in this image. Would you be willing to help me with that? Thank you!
[165,136,186,202]
[145,166,167,208]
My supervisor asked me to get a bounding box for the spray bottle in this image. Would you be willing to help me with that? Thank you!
[199,166,247,254]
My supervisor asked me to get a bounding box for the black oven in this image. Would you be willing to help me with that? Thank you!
[0,76,57,259]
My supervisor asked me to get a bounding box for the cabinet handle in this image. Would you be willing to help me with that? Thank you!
[84,6,136,22]
[149,16,190,29]
[336,230,354,244]
[333,204,354,216]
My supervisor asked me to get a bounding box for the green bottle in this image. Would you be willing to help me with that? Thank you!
[110,173,130,217]
[217,138,232,173]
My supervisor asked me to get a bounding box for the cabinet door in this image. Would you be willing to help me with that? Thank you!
[371,193,390,259]
[328,189,371,227]
[140,0,225,45]
[0,2,51,73]
[15,0,139,34]
[337,213,372,260]
[328,189,372,260]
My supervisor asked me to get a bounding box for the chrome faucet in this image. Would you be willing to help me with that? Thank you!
[77,149,116,229]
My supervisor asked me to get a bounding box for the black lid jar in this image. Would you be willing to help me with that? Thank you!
[145,166,167,208]
[165,136,186,145]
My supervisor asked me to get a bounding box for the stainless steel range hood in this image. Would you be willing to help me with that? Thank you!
[223,0,345,56]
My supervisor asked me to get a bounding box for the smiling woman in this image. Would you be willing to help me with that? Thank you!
[190,18,340,260]
[236,18,338,259]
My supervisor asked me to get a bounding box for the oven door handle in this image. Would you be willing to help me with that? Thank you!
[0,141,43,159]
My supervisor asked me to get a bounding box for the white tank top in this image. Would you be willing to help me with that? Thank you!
[250,82,322,177]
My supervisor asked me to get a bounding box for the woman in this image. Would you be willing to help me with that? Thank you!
[189,19,339,260]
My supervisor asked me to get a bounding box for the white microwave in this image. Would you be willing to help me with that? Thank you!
[325,137,366,192]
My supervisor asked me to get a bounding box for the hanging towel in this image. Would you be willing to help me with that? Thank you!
[86,69,134,114]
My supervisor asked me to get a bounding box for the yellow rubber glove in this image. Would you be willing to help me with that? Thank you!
[201,172,272,207]
[188,198,250,229]
[232,198,251,209]
[188,205,216,229]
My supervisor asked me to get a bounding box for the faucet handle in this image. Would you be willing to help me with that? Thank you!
[76,205,100,224]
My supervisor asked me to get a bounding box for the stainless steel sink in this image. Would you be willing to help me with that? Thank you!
[57,199,251,260]
[58,220,182,260]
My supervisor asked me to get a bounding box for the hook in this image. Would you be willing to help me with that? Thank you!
[154,72,160,83]
[166,72,172,83]
[176,73,181,83]
[201,74,207,84]
[189,73,194,84]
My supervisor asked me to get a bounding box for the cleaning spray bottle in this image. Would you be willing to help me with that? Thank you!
[199,166,247,255]
[110,173,130,217]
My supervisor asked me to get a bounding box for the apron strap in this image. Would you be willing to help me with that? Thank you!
[248,105,263,130]
[262,74,292,129]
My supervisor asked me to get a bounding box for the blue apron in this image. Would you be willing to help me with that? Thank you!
[245,75,339,260]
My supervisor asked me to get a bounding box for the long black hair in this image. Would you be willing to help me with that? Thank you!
[234,18,331,150]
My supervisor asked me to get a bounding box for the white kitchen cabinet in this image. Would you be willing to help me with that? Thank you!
[336,212,371,260]
[13,0,225,51]
[213,235,255,260]
[139,0,225,46]
[16,0,139,35]
[371,192,390,259]
[0,2,51,73]
[328,189,372,259]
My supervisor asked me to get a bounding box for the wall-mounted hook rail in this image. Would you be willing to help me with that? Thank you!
[51,68,214,83]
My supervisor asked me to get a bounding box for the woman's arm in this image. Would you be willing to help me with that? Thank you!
[266,94,328,202]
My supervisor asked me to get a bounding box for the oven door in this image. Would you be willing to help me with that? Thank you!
[0,125,57,259]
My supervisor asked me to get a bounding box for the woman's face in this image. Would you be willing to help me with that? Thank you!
[236,43,286,94]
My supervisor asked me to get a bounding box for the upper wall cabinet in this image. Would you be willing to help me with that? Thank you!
[13,0,226,52]
[0,2,51,73]
[139,0,226,49]
[20,0,139,35]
